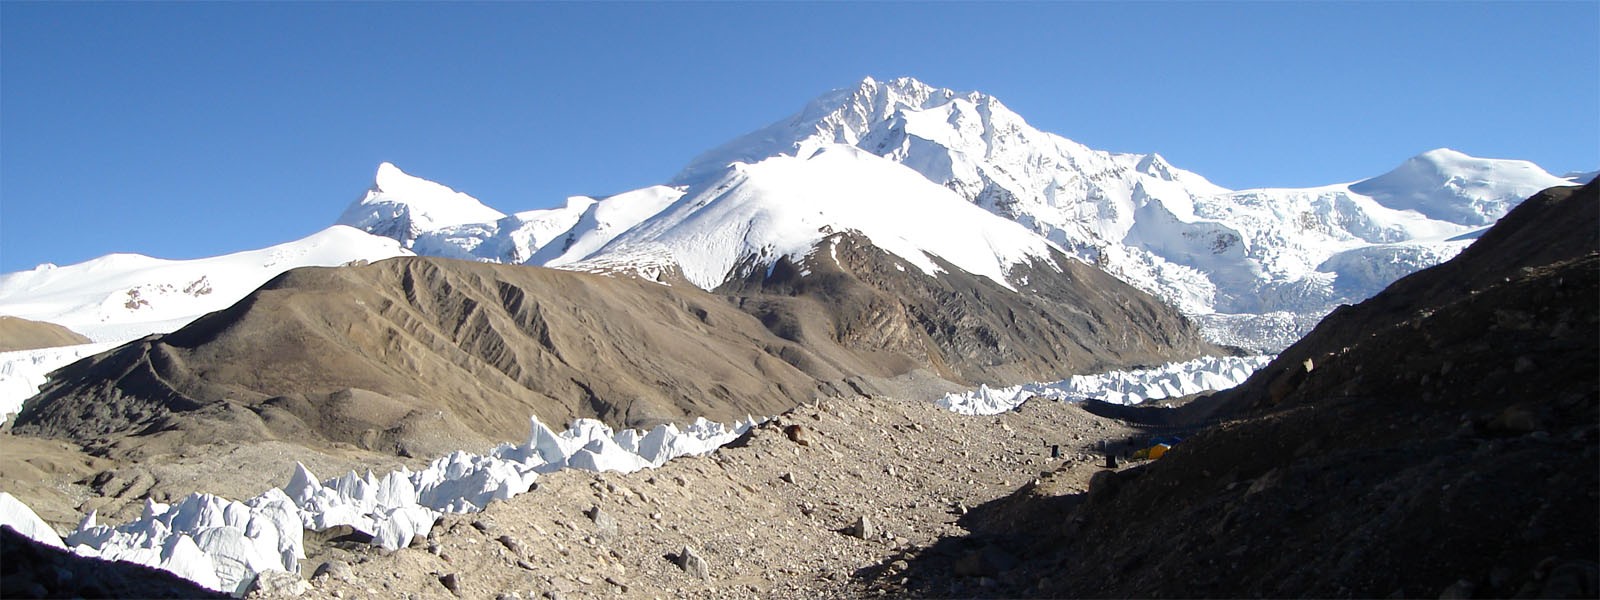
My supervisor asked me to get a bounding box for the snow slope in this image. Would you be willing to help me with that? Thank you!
[567,145,1061,290]
[1348,149,1572,226]
[0,226,411,343]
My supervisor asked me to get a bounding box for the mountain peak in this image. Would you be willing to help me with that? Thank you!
[337,163,505,247]
[671,77,1001,185]
[1350,148,1569,226]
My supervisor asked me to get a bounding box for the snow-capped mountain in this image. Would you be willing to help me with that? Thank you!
[566,145,1060,290]
[4,77,1577,354]
[659,77,1572,348]
[0,226,410,343]
[336,78,1571,351]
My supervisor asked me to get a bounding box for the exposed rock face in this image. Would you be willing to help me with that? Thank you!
[883,182,1599,598]
[0,316,91,352]
[718,232,1223,386]
[13,235,1219,459]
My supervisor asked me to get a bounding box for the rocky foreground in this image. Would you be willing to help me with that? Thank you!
[280,396,1138,599]
[4,392,1153,599]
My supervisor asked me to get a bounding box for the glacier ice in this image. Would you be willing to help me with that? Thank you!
[936,355,1273,415]
[10,413,758,594]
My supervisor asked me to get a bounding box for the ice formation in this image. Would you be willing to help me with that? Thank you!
[937,355,1274,415]
[3,414,757,595]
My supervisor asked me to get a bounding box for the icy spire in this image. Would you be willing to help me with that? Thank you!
[335,162,505,248]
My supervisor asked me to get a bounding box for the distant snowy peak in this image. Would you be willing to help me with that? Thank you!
[654,77,1574,350]
[672,76,1227,245]
[1349,148,1572,226]
[0,226,410,342]
[673,76,975,185]
[574,144,1059,291]
[337,162,505,248]
[1564,169,1598,184]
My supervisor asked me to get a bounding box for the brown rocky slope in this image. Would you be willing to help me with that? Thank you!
[879,181,1599,597]
[13,237,1217,462]
[0,316,92,352]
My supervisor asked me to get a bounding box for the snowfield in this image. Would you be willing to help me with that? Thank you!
[565,145,1063,291]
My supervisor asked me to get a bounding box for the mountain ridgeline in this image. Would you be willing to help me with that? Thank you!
[335,78,1575,351]
[14,231,1219,458]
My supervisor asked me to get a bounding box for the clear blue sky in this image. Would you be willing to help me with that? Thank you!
[3,1,1595,271]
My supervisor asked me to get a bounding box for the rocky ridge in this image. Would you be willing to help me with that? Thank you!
[13,226,1217,464]
[870,181,1598,597]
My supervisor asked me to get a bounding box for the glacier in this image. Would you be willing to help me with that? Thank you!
[2,413,758,595]
[937,355,1273,415]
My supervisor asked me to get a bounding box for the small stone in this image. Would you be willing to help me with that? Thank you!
[497,534,524,556]
[543,591,564,600]
[604,576,629,592]
[847,515,876,540]
[784,424,814,446]
[674,545,710,579]
[780,472,796,484]
[311,560,354,583]
[1438,579,1474,599]
[246,569,309,597]
[438,573,462,596]
[471,520,495,535]
[1514,356,1537,374]
[586,506,619,540]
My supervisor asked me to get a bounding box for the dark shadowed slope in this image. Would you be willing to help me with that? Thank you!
[1,526,230,599]
[882,182,1599,598]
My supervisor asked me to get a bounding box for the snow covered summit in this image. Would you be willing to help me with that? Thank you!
[336,162,506,249]
[567,144,1060,290]
[1349,148,1569,226]
[656,76,1574,349]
